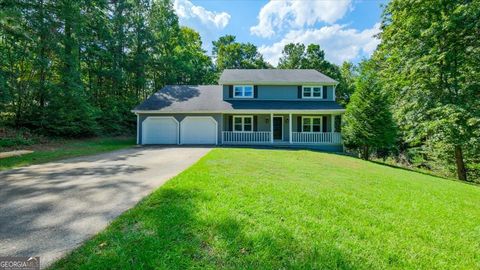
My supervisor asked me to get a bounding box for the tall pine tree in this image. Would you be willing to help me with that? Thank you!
[343,60,396,160]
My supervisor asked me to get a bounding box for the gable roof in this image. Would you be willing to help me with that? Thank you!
[133,85,344,112]
[219,69,338,85]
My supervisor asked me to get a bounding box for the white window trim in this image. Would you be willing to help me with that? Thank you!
[301,116,322,132]
[233,85,254,98]
[233,115,254,132]
[302,86,323,99]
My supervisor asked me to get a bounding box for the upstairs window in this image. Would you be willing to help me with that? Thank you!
[233,116,253,131]
[234,85,253,98]
[302,86,322,98]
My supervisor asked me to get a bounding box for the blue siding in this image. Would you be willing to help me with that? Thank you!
[223,85,335,101]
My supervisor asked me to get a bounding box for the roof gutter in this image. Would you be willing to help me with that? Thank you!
[131,109,346,114]
[218,81,338,86]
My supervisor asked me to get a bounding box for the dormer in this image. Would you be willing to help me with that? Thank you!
[219,69,338,101]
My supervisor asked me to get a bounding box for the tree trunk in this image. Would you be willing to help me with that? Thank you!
[454,145,467,181]
[362,145,370,160]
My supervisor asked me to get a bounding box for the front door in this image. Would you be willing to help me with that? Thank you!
[273,117,283,140]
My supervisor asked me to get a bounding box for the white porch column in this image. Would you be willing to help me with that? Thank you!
[270,113,274,143]
[220,114,224,145]
[289,113,292,143]
[331,114,335,133]
[136,114,140,144]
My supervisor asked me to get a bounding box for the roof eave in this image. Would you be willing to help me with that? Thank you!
[218,81,338,86]
[132,109,346,114]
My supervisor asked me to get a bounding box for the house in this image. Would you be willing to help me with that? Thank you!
[132,69,345,151]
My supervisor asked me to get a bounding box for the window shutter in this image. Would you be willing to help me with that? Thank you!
[228,115,233,131]
[322,116,328,132]
[254,85,258,98]
[228,85,233,98]
[322,86,328,99]
[253,116,258,131]
[297,86,302,98]
[335,115,341,132]
[297,116,301,132]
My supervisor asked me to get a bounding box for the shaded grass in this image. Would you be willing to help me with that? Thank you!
[0,137,135,171]
[50,148,480,269]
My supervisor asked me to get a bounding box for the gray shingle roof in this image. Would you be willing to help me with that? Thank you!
[133,85,344,112]
[219,69,337,85]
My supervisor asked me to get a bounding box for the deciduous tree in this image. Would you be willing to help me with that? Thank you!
[376,0,480,181]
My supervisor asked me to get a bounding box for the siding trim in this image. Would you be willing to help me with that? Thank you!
[220,81,338,86]
[133,109,346,114]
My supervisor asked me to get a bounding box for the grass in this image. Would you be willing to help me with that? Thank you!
[50,148,480,269]
[0,137,135,171]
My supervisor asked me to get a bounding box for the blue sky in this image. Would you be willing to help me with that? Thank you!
[174,0,387,65]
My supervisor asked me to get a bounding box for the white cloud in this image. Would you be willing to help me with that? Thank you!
[251,0,352,38]
[174,0,231,29]
[258,23,381,66]
[173,0,231,51]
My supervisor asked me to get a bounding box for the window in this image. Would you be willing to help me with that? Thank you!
[302,86,322,98]
[233,116,253,131]
[234,85,254,98]
[302,117,322,132]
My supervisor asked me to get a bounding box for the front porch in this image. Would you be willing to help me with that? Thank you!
[221,113,342,145]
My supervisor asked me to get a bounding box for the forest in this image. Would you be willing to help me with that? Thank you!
[0,0,479,182]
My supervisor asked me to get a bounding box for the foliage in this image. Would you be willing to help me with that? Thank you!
[277,43,355,104]
[338,61,357,104]
[0,130,35,148]
[376,0,480,180]
[212,35,271,72]
[50,149,480,269]
[0,0,215,136]
[343,60,396,160]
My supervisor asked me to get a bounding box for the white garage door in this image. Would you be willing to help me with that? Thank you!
[180,117,217,145]
[142,117,178,144]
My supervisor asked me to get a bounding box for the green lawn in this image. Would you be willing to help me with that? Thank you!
[0,137,135,171]
[50,148,480,269]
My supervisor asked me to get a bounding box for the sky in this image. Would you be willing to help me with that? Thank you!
[173,0,387,66]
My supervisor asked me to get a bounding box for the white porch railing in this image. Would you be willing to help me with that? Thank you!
[292,132,342,144]
[222,131,271,144]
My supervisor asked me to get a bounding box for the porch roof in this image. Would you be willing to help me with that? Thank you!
[133,85,344,113]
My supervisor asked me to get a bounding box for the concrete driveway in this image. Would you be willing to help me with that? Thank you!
[0,146,211,268]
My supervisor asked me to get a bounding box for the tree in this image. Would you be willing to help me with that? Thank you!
[0,0,215,137]
[44,0,98,136]
[376,0,480,181]
[338,61,357,104]
[277,43,306,69]
[212,35,270,72]
[174,27,215,84]
[342,60,396,160]
[277,43,351,104]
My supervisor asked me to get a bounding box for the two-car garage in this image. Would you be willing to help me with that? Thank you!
[141,116,217,145]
